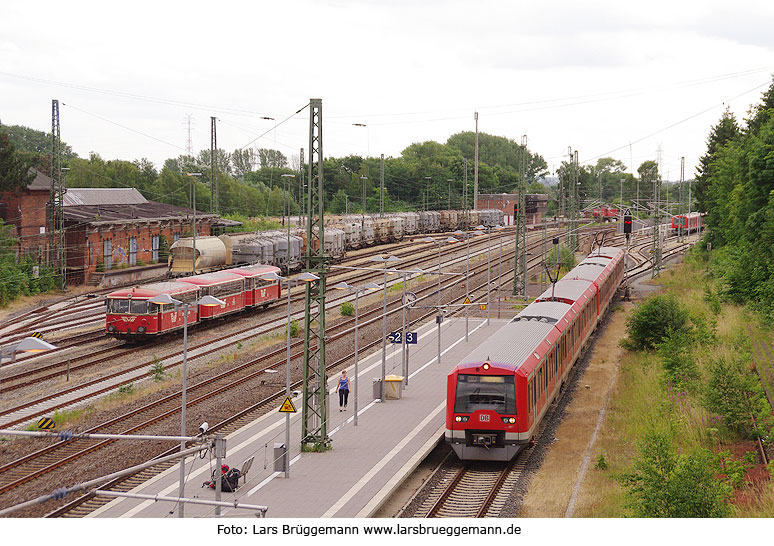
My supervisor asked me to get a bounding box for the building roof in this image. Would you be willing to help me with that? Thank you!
[64,187,148,206]
[63,201,218,226]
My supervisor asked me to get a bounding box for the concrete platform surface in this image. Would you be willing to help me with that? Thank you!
[88,317,508,518]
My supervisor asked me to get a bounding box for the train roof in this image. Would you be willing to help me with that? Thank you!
[564,263,608,283]
[176,271,244,286]
[226,264,282,278]
[535,279,595,305]
[107,281,198,299]
[588,246,624,259]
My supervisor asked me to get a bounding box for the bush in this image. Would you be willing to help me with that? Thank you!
[618,430,732,517]
[288,318,300,338]
[340,301,354,317]
[702,355,769,439]
[149,359,165,382]
[547,243,575,273]
[657,330,698,389]
[624,294,690,351]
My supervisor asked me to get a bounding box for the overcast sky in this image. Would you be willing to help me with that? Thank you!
[2,0,773,182]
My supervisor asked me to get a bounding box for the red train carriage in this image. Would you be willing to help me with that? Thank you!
[224,264,282,308]
[446,246,625,461]
[175,271,246,319]
[106,281,199,339]
[671,212,702,234]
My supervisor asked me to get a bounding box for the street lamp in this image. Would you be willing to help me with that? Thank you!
[1,337,58,395]
[453,229,472,342]
[422,237,459,365]
[476,225,493,326]
[258,270,318,477]
[390,267,422,386]
[494,225,504,318]
[332,281,378,425]
[185,172,202,277]
[370,255,400,400]
[360,175,368,218]
[148,293,224,517]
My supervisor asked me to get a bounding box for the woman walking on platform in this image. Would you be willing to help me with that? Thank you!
[337,371,350,411]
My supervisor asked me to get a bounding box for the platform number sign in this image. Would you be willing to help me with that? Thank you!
[388,331,417,344]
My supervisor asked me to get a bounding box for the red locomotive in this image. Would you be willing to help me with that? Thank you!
[591,207,619,222]
[670,212,702,234]
[445,246,625,461]
[105,265,281,339]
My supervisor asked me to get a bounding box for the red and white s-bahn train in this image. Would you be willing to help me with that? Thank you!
[105,264,282,339]
[670,212,702,234]
[445,246,626,461]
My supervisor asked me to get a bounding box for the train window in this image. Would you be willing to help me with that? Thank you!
[130,300,148,314]
[114,299,130,313]
[454,374,516,415]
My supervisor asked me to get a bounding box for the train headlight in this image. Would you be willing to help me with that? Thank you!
[454,416,469,423]
[137,326,146,334]
[107,325,116,333]
[482,363,490,370]
[501,417,516,424]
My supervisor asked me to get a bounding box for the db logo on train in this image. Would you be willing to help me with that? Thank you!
[480,414,490,422]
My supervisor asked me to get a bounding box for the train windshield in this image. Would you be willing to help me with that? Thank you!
[106,299,159,314]
[454,374,516,415]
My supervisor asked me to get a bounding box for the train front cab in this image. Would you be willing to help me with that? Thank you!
[446,362,523,461]
[105,282,199,339]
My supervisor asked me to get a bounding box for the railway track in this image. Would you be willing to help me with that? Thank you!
[0,223,633,516]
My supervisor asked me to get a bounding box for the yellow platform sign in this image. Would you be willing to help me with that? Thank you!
[463,297,471,305]
[279,397,297,413]
[479,304,487,310]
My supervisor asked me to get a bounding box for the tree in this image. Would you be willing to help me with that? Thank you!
[0,133,35,192]
[695,108,741,216]
[258,148,287,169]
[231,148,257,179]
[619,430,732,517]
[624,293,689,351]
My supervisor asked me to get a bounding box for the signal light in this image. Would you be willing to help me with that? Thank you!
[623,215,632,234]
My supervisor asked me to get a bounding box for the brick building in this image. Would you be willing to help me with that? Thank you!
[0,170,219,285]
[476,193,549,225]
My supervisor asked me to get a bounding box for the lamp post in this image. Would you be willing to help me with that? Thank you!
[148,293,225,517]
[185,173,202,277]
[476,225,492,326]
[422,237,459,365]
[258,271,318,476]
[361,175,368,219]
[370,255,400,400]
[332,281,378,425]
[495,225,504,318]
[453,229,472,341]
[1,337,58,395]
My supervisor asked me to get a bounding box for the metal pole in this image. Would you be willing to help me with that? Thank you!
[214,434,224,516]
[285,277,291,477]
[354,289,359,424]
[179,302,189,518]
[401,274,407,386]
[497,231,502,319]
[381,267,387,400]
[192,180,196,276]
[486,229,491,326]
[437,242,441,366]
[465,232,469,342]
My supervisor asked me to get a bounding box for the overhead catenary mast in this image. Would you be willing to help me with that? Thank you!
[301,98,330,451]
[50,99,66,290]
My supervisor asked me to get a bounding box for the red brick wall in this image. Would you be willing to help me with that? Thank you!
[0,188,50,259]
[77,219,213,284]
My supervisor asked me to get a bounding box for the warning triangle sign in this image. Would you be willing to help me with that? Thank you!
[279,397,297,413]
[463,297,471,305]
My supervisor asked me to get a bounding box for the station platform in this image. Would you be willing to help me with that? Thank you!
[88,316,508,518]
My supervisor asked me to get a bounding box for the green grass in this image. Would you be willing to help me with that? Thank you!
[578,260,774,517]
